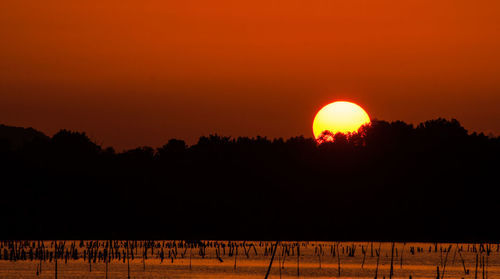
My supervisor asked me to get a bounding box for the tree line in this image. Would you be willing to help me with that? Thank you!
[0,119,499,241]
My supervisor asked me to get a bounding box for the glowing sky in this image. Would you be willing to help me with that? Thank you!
[1,0,500,149]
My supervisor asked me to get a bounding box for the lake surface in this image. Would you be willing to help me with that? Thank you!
[0,241,498,278]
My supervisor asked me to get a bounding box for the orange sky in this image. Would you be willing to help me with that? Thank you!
[1,0,500,149]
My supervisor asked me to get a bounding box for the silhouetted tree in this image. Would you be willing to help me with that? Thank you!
[52,130,100,151]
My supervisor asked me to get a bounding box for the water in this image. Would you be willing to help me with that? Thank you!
[0,241,498,278]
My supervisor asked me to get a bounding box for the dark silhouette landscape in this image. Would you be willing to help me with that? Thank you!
[0,119,499,242]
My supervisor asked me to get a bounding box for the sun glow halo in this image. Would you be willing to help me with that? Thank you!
[313,101,370,141]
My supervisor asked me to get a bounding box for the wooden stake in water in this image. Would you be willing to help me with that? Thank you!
[264,241,279,279]
[278,245,282,279]
[234,246,238,270]
[389,242,395,279]
[297,244,300,277]
[486,253,489,279]
[105,240,110,279]
[127,241,131,279]
[88,248,92,272]
[282,245,287,270]
[336,243,341,277]
[319,252,322,269]
[143,246,145,271]
[189,247,192,270]
[482,255,485,279]
[458,247,469,275]
[475,253,478,279]
[54,242,57,279]
[39,245,43,276]
[400,243,405,268]
[361,244,367,269]
[374,243,381,279]
[441,245,451,279]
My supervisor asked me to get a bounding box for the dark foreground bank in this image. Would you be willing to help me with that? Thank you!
[1,119,499,241]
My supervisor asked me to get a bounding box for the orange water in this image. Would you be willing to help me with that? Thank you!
[0,241,497,279]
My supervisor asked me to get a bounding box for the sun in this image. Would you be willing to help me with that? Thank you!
[312,101,370,141]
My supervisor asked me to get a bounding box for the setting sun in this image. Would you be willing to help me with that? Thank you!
[313,101,370,141]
